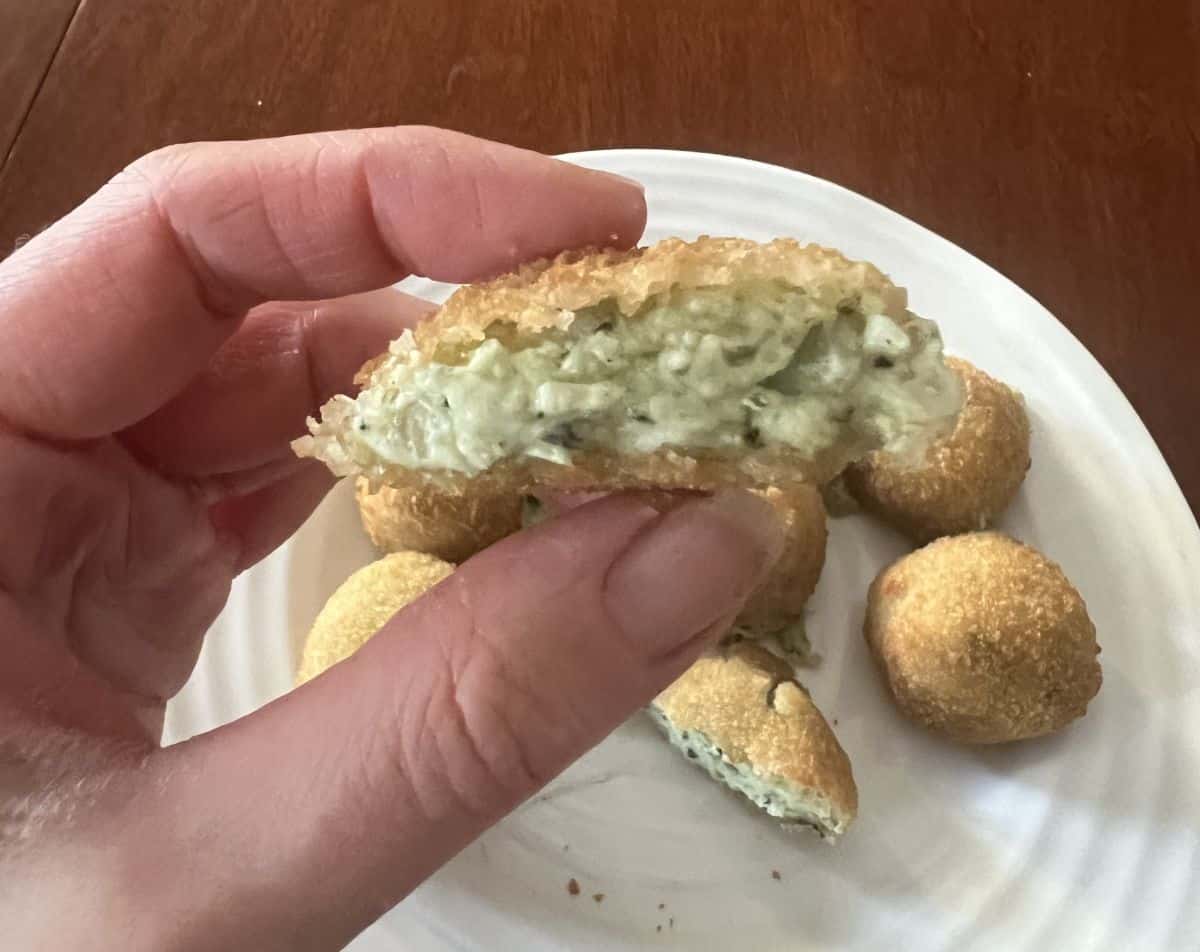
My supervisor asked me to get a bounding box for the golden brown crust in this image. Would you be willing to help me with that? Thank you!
[654,642,857,827]
[352,353,388,387]
[413,237,906,360]
[845,358,1031,542]
[737,484,827,635]
[864,532,1101,744]
[300,236,929,492]
[355,477,523,563]
[356,442,857,496]
[296,551,454,685]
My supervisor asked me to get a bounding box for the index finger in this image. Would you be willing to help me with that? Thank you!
[0,127,645,439]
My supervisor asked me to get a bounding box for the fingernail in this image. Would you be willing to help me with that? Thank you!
[603,490,784,656]
[534,489,701,520]
[591,169,645,193]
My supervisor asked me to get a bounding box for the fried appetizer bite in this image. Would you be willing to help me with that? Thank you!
[296,551,453,685]
[355,477,523,563]
[651,642,857,839]
[845,357,1030,542]
[296,237,963,493]
[731,484,827,657]
[864,532,1101,744]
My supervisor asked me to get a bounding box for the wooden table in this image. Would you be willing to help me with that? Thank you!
[3,1,1197,516]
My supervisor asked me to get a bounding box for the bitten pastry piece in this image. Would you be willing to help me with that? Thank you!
[651,642,857,839]
[296,237,963,493]
[296,551,454,685]
[732,484,827,658]
[355,477,524,563]
[844,358,1030,542]
[864,532,1101,744]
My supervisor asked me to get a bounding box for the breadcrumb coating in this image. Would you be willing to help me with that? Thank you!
[846,358,1030,541]
[864,532,1101,744]
[354,477,523,563]
[296,551,453,684]
[410,237,904,360]
[654,642,857,834]
[736,484,827,639]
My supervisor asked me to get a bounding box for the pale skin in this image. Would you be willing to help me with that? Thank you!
[0,127,783,950]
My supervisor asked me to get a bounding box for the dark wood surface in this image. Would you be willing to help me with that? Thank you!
[2,1,1197,515]
[0,0,79,163]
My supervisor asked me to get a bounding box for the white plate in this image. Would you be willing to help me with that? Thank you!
[164,150,1200,951]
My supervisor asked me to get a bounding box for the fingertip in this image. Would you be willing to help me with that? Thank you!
[581,168,647,249]
[363,128,647,280]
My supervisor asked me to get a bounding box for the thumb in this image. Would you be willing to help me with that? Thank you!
[123,491,782,950]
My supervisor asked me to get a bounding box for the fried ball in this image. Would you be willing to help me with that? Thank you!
[355,477,523,563]
[296,551,454,685]
[864,532,1101,744]
[733,484,827,657]
[845,357,1031,542]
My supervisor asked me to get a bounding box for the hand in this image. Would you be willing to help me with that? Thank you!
[0,127,783,950]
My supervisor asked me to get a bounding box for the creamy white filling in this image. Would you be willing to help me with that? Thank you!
[344,283,961,476]
[648,705,842,837]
